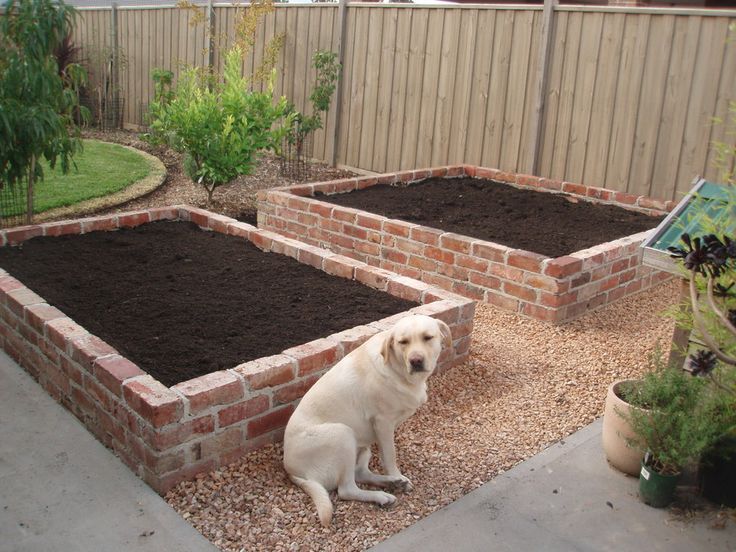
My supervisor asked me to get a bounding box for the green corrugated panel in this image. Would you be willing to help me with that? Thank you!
[651,182,736,252]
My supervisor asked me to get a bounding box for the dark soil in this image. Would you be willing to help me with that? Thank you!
[320,177,664,258]
[0,221,415,387]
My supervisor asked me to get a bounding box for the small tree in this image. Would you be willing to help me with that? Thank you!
[146,47,292,203]
[0,0,88,223]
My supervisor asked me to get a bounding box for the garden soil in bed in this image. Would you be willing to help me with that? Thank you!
[321,177,664,258]
[0,221,415,387]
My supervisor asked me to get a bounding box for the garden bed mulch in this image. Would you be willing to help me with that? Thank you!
[0,220,415,387]
[321,177,664,258]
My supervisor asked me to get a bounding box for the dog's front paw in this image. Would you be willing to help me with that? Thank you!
[375,491,397,508]
[387,475,413,493]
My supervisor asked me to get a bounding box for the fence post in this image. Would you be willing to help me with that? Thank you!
[111,2,120,128]
[530,0,558,176]
[206,0,215,72]
[330,0,349,167]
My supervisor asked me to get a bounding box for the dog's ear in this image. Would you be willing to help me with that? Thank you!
[437,319,453,348]
[381,330,394,364]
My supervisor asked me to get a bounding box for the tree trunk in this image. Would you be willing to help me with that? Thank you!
[26,156,36,225]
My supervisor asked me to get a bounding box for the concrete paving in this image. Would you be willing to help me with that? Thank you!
[2,343,735,552]
[371,419,736,552]
[0,349,217,552]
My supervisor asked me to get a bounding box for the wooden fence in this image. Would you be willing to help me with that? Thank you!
[71,3,736,201]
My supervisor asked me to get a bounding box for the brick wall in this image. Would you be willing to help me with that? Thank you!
[258,165,672,324]
[0,206,475,494]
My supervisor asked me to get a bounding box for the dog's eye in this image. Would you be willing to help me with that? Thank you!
[423,335,433,342]
[398,339,409,345]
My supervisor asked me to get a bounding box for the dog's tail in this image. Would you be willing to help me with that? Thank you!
[291,475,333,527]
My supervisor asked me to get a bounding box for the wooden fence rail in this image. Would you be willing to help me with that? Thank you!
[71,3,736,201]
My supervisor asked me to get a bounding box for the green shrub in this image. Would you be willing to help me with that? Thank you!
[145,47,292,202]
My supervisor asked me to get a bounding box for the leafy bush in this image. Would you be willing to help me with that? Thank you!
[624,358,727,475]
[145,47,292,202]
[0,0,88,221]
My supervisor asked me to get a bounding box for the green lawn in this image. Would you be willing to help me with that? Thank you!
[30,139,152,214]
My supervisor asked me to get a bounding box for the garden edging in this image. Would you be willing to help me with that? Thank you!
[0,206,475,494]
[257,165,673,324]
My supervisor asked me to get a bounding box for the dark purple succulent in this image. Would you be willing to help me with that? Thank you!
[688,349,718,377]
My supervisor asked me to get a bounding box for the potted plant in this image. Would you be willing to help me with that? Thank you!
[666,230,736,505]
[602,378,647,476]
[623,361,722,508]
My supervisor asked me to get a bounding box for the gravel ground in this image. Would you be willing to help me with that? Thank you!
[66,131,680,551]
[165,281,679,552]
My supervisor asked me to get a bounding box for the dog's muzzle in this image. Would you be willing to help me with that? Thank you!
[409,357,425,373]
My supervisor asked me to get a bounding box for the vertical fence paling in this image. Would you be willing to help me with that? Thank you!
[73,4,736,201]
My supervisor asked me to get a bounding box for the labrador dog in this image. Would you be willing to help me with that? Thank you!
[283,314,452,527]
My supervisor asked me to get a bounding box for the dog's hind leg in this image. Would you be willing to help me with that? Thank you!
[336,442,397,507]
[354,447,413,492]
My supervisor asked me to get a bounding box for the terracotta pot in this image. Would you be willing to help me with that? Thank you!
[602,379,647,476]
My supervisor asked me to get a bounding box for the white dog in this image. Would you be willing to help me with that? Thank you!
[283,314,452,527]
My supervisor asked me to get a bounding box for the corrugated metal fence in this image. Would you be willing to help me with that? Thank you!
[71,3,736,200]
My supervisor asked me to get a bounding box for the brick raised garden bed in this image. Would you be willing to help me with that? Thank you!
[0,206,474,494]
[257,165,672,324]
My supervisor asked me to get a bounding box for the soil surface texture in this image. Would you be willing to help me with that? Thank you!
[0,221,415,386]
[321,177,664,258]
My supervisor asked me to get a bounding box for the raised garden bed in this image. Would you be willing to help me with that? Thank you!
[258,165,673,324]
[0,206,474,493]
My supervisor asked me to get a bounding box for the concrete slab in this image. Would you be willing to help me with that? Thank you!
[371,419,736,552]
[0,349,217,552]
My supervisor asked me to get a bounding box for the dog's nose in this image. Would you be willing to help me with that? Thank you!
[409,356,424,372]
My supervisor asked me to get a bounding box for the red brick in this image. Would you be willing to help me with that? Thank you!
[475,167,501,180]
[147,207,180,222]
[333,208,358,224]
[173,371,244,415]
[472,242,508,263]
[328,324,377,354]
[422,272,454,291]
[81,215,118,233]
[381,248,408,265]
[539,290,578,307]
[544,256,583,278]
[485,293,520,312]
[411,227,442,246]
[140,415,215,453]
[453,254,487,274]
[217,394,270,426]
[117,211,151,228]
[516,173,543,188]
[508,250,545,273]
[384,220,414,238]
[94,355,145,396]
[394,238,424,255]
[539,178,563,191]
[387,276,428,303]
[469,272,502,290]
[200,426,244,461]
[284,338,340,377]
[451,282,486,301]
[84,375,113,410]
[247,405,295,438]
[524,274,565,293]
[123,375,184,428]
[6,288,44,317]
[571,272,592,289]
[562,182,587,196]
[46,317,88,350]
[463,165,477,177]
[619,268,637,284]
[70,334,118,371]
[308,201,334,218]
[24,304,65,334]
[355,241,380,257]
[637,197,667,211]
[297,246,331,269]
[425,246,455,265]
[42,221,82,237]
[356,213,384,231]
[586,187,614,201]
[613,191,639,205]
[273,375,319,405]
[489,263,525,283]
[355,266,392,290]
[440,233,473,254]
[611,258,631,274]
[436,263,469,281]
[5,225,43,245]
[323,257,361,279]
[428,167,449,178]
[409,255,438,272]
[356,176,379,189]
[233,355,295,390]
[0,275,24,296]
[503,282,537,302]
[520,303,558,323]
